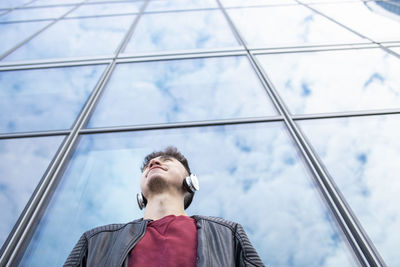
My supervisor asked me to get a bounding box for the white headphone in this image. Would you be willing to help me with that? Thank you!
[137,174,199,210]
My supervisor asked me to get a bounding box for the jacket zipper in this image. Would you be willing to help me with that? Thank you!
[117,220,149,267]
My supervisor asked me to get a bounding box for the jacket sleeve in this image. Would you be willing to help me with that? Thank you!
[235,223,265,267]
[63,233,88,267]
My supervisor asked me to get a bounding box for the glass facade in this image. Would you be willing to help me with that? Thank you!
[1,0,399,266]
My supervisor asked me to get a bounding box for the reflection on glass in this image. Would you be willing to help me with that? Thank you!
[257,48,400,114]
[0,136,64,248]
[0,65,106,133]
[299,115,400,266]
[0,0,31,9]
[0,6,71,22]
[67,2,142,18]
[88,56,276,128]
[123,10,239,53]
[18,123,356,266]
[391,47,400,54]
[227,5,365,48]
[4,15,134,61]
[28,0,84,6]
[312,2,400,43]
[0,21,49,57]
[221,0,296,8]
[145,0,218,12]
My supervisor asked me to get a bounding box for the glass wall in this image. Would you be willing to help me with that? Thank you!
[1,0,399,266]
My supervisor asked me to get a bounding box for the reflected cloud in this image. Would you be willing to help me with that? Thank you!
[221,0,296,8]
[123,10,239,53]
[0,6,71,22]
[67,2,143,18]
[0,136,64,248]
[312,1,400,42]
[299,114,400,266]
[0,21,49,57]
[257,48,400,114]
[4,15,134,61]
[146,0,218,12]
[227,5,365,48]
[88,56,276,128]
[19,123,355,266]
[0,65,106,133]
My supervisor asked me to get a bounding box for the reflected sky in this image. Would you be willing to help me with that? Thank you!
[145,0,218,12]
[256,48,400,115]
[0,136,64,248]
[66,2,143,18]
[123,10,239,54]
[0,0,31,9]
[18,123,356,266]
[221,0,296,8]
[0,6,71,22]
[0,21,49,57]
[3,15,134,61]
[227,5,366,48]
[312,1,400,43]
[28,0,84,6]
[299,114,400,266]
[88,56,276,128]
[0,64,106,133]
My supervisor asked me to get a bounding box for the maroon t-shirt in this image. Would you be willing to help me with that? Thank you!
[128,215,197,267]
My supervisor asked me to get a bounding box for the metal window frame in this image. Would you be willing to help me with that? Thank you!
[0,0,398,265]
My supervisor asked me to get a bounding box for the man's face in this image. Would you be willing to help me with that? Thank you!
[140,156,188,197]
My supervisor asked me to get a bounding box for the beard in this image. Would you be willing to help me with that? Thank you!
[147,175,169,194]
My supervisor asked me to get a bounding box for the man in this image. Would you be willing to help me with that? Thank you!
[64,146,264,267]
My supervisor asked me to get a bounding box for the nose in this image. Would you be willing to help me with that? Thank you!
[148,158,161,169]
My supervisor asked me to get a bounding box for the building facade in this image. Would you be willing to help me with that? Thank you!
[1,0,400,266]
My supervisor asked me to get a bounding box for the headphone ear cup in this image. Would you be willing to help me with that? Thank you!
[183,174,200,193]
[137,193,147,210]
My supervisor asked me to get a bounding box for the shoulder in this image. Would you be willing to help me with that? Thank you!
[192,215,240,232]
[83,219,143,239]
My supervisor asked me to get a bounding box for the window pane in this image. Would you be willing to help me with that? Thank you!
[256,48,400,115]
[18,123,356,266]
[0,6,72,22]
[0,21,49,57]
[28,0,84,6]
[299,115,400,266]
[221,0,296,8]
[0,65,106,133]
[67,2,143,18]
[312,1,400,43]
[123,10,239,54]
[88,56,276,128]
[227,5,365,48]
[3,16,134,61]
[0,0,31,9]
[0,136,64,248]
[145,0,218,12]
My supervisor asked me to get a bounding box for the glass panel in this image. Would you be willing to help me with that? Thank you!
[88,56,276,128]
[0,64,106,133]
[28,0,84,6]
[3,15,134,61]
[18,123,356,266]
[312,1,400,43]
[391,47,400,54]
[256,48,400,115]
[221,0,296,8]
[299,114,400,266]
[0,6,72,22]
[0,136,64,248]
[123,10,239,54]
[145,0,218,12]
[0,21,49,57]
[227,5,366,48]
[0,0,31,9]
[67,2,143,17]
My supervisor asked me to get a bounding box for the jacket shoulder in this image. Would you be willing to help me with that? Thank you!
[193,215,238,231]
[84,219,142,239]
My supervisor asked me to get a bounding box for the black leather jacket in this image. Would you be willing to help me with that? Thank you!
[64,215,265,267]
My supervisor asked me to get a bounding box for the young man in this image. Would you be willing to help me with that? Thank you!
[64,146,264,267]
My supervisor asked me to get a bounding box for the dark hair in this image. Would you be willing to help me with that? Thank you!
[141,146,194,209]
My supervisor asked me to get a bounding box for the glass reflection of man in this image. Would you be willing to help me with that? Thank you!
[64,146,264,267]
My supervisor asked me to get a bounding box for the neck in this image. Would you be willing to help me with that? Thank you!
[143,192,186,221]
